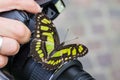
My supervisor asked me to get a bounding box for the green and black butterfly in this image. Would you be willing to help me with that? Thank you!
[30,12,88,70]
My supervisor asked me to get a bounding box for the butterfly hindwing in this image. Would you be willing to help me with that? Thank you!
[52,44,88,61]
[41,43,88,70]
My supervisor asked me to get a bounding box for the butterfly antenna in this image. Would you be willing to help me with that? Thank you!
[63,29,69,42]
[64,37,79,44]
[62,29,80,44]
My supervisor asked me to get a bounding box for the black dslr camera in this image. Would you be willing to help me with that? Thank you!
[0,0,95,80]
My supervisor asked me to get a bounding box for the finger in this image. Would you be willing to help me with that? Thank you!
[0,0,41,13]
[15,0,42,13]
[0,17,31,44]
[0,55,8,68]
[0,37,20,56]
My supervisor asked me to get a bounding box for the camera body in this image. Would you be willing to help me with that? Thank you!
[0,0,95,80]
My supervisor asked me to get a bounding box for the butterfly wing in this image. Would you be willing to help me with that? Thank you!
[56,44,88,61]
[30,12,88,71]
[42,44,88,70]
[34,13,60,45]
[30,13,60,62]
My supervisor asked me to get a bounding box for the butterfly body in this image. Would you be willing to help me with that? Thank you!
[30,13,88,70]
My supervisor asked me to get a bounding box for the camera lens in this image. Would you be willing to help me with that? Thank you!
[58,66,95,80]
[50,60,95,80]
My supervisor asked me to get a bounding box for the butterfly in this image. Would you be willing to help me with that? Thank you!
[30,12,88,70]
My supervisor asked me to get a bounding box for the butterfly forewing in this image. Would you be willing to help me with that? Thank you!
[30,12,61,66]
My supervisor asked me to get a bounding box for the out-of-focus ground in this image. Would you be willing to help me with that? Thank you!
[54,0,120,80]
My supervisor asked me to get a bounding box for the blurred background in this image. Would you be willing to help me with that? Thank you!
[54,0,120,80]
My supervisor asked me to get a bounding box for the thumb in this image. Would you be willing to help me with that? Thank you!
[0,0,42,13]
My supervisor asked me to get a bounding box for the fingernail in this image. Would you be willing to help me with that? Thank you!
[0,55,4,68]
[36,4,42,12]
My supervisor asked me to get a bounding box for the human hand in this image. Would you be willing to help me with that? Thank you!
[0,0,42,68]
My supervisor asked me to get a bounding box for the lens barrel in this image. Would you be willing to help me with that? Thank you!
[50,60,95,80]
[58,65,95,80]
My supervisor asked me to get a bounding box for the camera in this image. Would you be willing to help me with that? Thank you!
[0,0,95,80]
